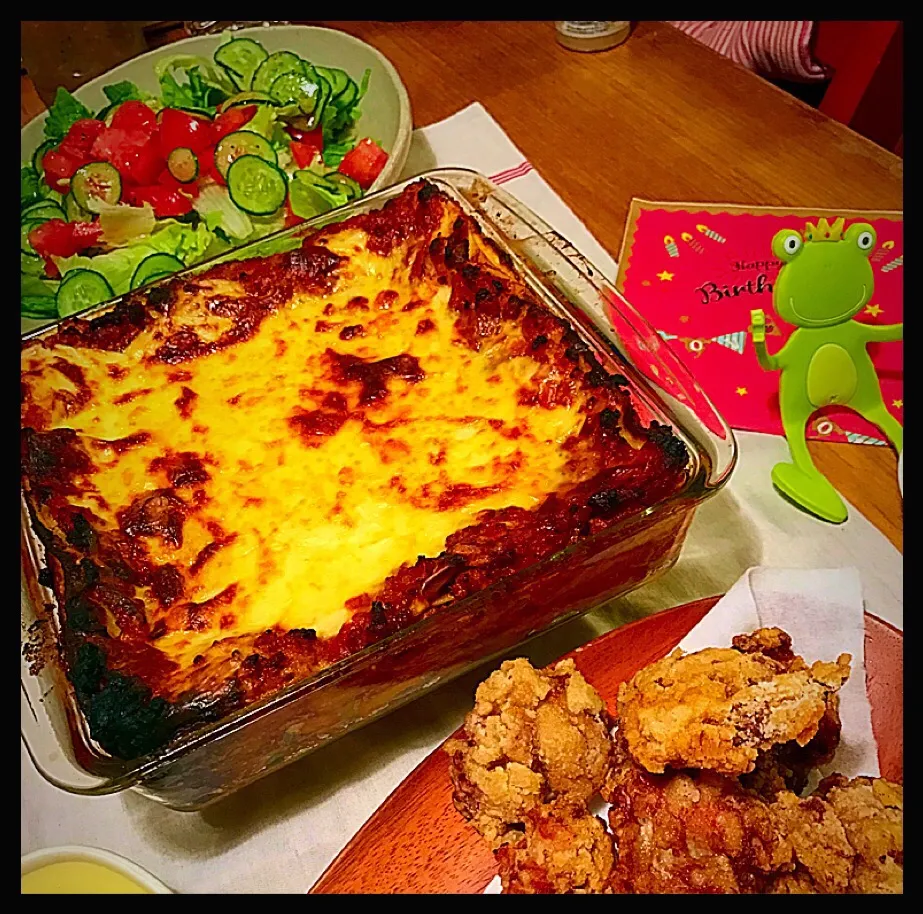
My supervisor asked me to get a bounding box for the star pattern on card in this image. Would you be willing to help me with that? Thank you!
[641,280,651,287]
[864,303,883,317]
[736,386,748,396]
[679,315,690,323]
[657,270,674,282]
[893,399,903,409]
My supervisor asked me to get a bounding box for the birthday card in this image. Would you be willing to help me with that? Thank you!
[615,200,903,445]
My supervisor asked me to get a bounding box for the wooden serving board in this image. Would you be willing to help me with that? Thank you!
[310,596,903,894]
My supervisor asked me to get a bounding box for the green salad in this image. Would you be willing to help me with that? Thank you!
[21,36,391,321]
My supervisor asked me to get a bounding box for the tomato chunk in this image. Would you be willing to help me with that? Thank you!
[29,219,103,259]
[122,139,163,186]
[211,105,257,143]
[159,108,214,155]
[337,138,389,189]
[110,101,158,136]
[58,118,105,162]
[125,185,194,217]
[158,168,201,198]
[289,127,324,169]
[197,145,224,185]
[42,148,83,191]
[89,126,164,186]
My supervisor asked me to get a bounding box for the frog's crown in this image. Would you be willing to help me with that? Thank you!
[804,217,845,242]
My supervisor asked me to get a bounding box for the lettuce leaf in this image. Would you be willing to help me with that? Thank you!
[156,55,234,113]
[244,103,279,139]
[96,202,157,245]
[210,230,302,265]
[21,167,43,209]
[321,140,356,169]
[43,87,92,142]
[21,252,47,277]
[104,80,150,105]
[288,171,349,220]
[21,272,58,298]
[95,80,154,119]
[193,185,253,239]
[21,271,59,319]
[53,221,216,296]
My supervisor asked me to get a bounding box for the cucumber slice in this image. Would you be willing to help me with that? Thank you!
[252,51,304,94]
[323,171,363,200]
[227,155,287,216]
[21,200,66,224]
[288,174,331,220]
[269,69,320,108]
[334,79,359,109]
[64,191,95,223]
[21,219,46,256]
[32,139,56,177]
[218,90,278,111]
[214,37,269,91]
[55,269,114,318]
[167,147,199,183]
[130,253,186,290]
[140,271,174,287]
[71,162,122,211]
[21,294,59,319]
[308,74,333,126]
[21,252,44,276]
[315,66,350,99]
[214,130,277,180]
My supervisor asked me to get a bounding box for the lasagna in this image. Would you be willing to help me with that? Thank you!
[21,181,690,760]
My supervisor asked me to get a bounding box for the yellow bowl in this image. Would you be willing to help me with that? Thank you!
[21,846,173,894]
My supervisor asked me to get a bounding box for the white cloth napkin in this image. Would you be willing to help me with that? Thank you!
[400,102,619,283]
[21,103,901,896]
[486,564,880,893]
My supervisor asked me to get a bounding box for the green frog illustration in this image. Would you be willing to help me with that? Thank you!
[750,217,902,523]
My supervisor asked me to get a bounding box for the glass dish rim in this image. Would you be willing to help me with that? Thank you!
[20,166,738,794]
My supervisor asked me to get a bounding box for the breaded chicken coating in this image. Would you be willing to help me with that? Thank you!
[767,775,903,894]
[617,627,850,776]
[494,799,614,894]
[603,732,788,893]
[444,657,612,844]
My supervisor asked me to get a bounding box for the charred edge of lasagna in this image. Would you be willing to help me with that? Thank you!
[20,180,691,760]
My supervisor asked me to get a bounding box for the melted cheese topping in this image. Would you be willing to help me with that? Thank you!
[22,221,593,674]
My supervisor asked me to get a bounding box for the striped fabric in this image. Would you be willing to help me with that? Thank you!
[489,161,534,185]
[668,20,829,82]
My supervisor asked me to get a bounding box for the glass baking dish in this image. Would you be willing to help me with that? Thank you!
[20,168,737,810]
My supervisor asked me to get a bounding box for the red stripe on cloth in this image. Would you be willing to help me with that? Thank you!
[490,161,534,185]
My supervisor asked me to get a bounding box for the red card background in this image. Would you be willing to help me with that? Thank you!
[615,201,903,445]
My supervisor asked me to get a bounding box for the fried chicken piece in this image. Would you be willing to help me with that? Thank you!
[602,732,789,893]
[767,775,903,894]
[742,692,842,798]
[617,627,851,776]
[444,658,612,844]
[494,800,614,894]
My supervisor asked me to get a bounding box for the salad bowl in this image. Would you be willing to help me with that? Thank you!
[20,24,412,332]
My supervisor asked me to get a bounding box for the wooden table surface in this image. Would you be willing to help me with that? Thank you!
[20,20,902,551]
